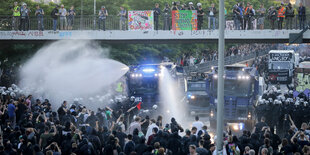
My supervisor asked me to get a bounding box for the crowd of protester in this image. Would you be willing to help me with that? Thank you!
[179,43,275,67]
[9,1,307,31]
[0,80,307,155]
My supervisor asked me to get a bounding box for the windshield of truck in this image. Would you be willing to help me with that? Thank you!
[214,79,251,97]
[188,82,206,91]
[128,79,158,94]
[269,62,291,70]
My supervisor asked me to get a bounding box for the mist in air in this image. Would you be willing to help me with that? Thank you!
[19,40,128,109]
[159,68,186,126]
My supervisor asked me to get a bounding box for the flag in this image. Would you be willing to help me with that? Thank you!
[136,102,142,110]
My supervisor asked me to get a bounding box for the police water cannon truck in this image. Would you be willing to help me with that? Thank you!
[185,72,210,115]
[268,50,296,83]
[207,65,259,131]
[126,64,163,109]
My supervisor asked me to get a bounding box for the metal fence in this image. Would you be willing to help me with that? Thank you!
[183,50,269,73]
[0,14,308,31]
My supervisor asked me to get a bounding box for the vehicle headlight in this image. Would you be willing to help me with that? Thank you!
[245,76,250,80]
[210,111,214,117]
[155,74,158,77]
[238,76,242,80]
[190,96,195,99]
[213,74,218,79]
[233,124,239,130]
[248,112,251,118]
[139,74,142,77]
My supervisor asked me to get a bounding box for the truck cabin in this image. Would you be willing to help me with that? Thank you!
[209,65,258,99]
[127,64,162,105]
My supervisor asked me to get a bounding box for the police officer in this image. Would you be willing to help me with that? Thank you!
[255,99,265,122]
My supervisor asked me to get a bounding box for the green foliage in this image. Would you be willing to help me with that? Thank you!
[0,0,54,16]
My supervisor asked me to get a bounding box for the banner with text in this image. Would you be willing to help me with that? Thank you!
[128,10,154,31]
[172,10,197,30]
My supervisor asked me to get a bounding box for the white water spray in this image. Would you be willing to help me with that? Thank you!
[19,40,128,109]
[159,68,186,126]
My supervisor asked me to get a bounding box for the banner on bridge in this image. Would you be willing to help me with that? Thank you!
[172,10,197,30]
[128,10,154,31]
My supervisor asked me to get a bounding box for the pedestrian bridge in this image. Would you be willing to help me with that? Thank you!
[0,29,309,43]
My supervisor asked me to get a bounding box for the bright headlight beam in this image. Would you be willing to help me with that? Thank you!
[142,68,155,73]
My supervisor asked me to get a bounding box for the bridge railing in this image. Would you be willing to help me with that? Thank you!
[183,50,269,73]
[0,14,308,31]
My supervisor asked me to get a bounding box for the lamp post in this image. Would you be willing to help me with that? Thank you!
[216,0,225,154]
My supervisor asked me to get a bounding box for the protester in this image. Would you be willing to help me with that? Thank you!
[98,6,108,31]
[59,4,68,30]
[12,2,20,31]
[67,6,76,30]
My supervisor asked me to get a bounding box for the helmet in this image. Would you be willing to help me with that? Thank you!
[152,104,158,110]
[295,101,300,106]
[197,3,202,6]
[277,90,281,94]
[130,96,135,102]
[289,90,293,94]
[189,2,193,5]
[263,90,268,94]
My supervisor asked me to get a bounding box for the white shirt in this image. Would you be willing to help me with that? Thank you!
[192,121,204,133]
[145,123,159,140]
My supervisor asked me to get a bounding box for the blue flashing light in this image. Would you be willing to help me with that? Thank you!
[239,123,244,130]
[142,68,155,73]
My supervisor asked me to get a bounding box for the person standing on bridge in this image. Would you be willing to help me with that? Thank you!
[285,3,294,30]
[118,6,127,31]
[197,4,204,30]
[11,2,20,31]
[257,4,266,30]
[268,6,277,30]
[67,6,76,30]
[59,4,68,30]
[298,2,306,30]
[98,6,108,31]
[162,3,171,30]
[245,4,255,30]
[208,3,217,30]
[153,3,161,31]
[35,5,44,31]
[51,5,59,31]
[20,3,30,31]
[277,2,286,30]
